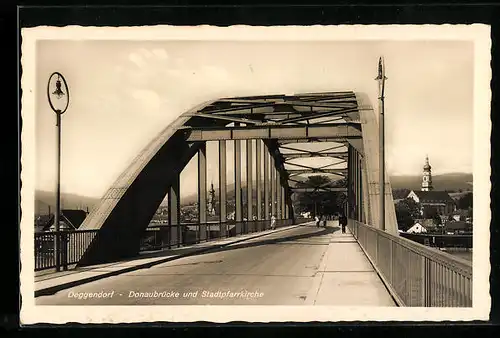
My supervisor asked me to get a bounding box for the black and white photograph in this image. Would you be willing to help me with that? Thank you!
[20,24,491,323]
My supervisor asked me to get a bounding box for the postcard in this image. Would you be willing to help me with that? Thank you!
[20,24,491,324]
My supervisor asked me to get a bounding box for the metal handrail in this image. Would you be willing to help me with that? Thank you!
[35,218,295,271]
[372,226,472,278]
[349,220,472,307]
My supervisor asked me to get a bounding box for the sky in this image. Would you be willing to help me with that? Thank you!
[35,39,474,199]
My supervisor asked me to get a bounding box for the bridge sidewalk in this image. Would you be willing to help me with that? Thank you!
[304,225,396,306]
[35,222,308,297]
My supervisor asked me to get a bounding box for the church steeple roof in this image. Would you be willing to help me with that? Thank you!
[423,155,431,170]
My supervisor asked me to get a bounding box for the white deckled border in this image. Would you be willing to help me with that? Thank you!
[20,24,491,324]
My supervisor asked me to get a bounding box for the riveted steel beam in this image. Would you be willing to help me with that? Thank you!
[286,169,348,176]
[185,124,362,142]
[290,187,348,193]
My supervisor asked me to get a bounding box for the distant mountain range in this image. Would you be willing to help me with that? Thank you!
[174,172,474,206]
[34,190,100,215]
[34,172,472,214]
[389,173,473,191]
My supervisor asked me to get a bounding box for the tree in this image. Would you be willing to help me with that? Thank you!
[468,206,473,218]
[294,176,347,216]
[423,206,438,219]
[422,206,442,226]
[433,214,442,226]
[457,192,473,210]
[399,198,421,219]
[395,198,421,231]
[395,205,413,231]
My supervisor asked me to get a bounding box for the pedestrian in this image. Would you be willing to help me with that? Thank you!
[315,215,320,227]
[322,215,327,228]
[271,215,276,230]
[339,213,347,233]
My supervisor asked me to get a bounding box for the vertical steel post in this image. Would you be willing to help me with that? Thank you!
[168,174,181,247]
[235,137,242,222]
[246,139,253,221]
[219,140,227,237]
[276,170,282,219]
[355,150,359,221]
[285,198,290,220]
[421,256,427,306]
[281,185,286,219]
[360,158,365,223]
[351,148,358,219]
[264,149,270,220]
[271,158,276,218]
[256,140,262,220]
[198,143,207,241]
[347,145,353,219]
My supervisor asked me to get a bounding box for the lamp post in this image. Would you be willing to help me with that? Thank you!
[375,57,387,232]
[47,72,70,271]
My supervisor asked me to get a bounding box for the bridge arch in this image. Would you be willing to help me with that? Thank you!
[77,91,398,266]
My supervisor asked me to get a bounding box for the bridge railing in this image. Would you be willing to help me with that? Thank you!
[140,218,294,251]
[35,218,296,271]
[399,232,472,248]
[348,220,472,307]
[35,230,99,271]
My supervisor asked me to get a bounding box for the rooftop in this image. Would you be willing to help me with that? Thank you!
[410,190,455,203]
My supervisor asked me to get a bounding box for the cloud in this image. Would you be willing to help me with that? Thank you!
[152,48,168,60]
[128,52,147,69]
[119,47,246,113]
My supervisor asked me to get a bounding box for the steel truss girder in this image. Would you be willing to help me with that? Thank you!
[278,138,350,145]
[290,187,348,193]
[184,124,361,142]
[286,169,348,176]
[288,176,346,189]
[284,159,346,169]
[214,99,358,109]
[76,91,399,267]
[279,143,346,152]
[282,153,348,160]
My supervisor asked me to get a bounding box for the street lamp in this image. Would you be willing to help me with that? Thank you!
[47,72,70,271]
[375,57,387,232]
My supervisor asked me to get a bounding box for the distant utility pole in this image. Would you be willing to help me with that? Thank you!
[375,57,387,232]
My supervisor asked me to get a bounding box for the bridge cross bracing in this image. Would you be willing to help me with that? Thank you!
[76,91,398,267]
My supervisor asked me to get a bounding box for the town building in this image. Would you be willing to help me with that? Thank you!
[421,155,433,191]
[444,221,472,235]
[407,156,456,216]
[407,190,456,216]
[407,222,427,234]
[39,209,89,232]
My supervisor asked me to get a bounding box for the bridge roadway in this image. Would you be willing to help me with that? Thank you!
[37,221,396,306]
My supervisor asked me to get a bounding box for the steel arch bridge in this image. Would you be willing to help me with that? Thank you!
[77,91,398,266]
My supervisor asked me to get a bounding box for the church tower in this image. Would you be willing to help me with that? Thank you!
[421,155,433,191]
[208,181,216,216]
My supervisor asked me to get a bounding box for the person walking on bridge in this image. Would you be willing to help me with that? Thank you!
[270,215,276,230]
[339,213,348,233]
[315,215,320,228]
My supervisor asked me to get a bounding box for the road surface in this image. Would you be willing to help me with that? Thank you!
[36,222,395,306]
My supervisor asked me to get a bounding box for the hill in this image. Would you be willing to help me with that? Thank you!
[389,173,472,192]
[35,190,100,215]
[181,173,473,203]
[35,172,472,214]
